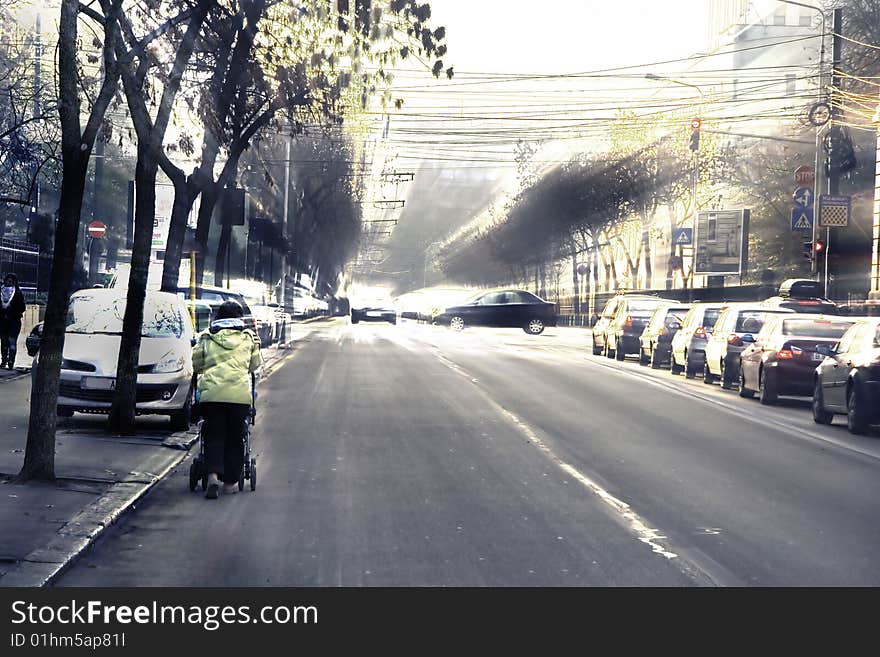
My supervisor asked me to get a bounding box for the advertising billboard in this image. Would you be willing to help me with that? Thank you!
[693,209,750,276]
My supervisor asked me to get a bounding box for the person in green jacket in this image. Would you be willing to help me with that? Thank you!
[193,300,263,499]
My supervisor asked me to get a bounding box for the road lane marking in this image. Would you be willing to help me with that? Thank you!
[428,346,693,567]
[497,406,678,560]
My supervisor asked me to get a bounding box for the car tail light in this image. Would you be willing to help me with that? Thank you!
[777,349,793,359]
[694,326,707,339]
[727,334,743,346]
[624,315,634,328]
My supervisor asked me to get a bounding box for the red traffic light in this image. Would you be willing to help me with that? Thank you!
[690,117,702,130]
[814,239,825,253]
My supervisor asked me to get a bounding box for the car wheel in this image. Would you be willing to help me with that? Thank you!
[738,370,755,398]
[759,368,778,405]
[670,352,684,375]
[615,341,626,361]
[524,318,545,335]
[638,347,650,365]
[650,348,663,369]
[605,337,616,359]
[351,317,359,324]
[720,361,736,389]
[812,379,833,425]
[449,316,465,331]
[703,360,717,384]
[846,382,870,435]
[684,352,697,379]
[592,338,602,356]
[169,397,191,432]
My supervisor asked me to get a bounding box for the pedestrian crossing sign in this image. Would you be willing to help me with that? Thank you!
[790,207,813,231]
[673,227,693,245]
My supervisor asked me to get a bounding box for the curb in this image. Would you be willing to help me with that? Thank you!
[0,427,199,587]
[0,368,31,385]
[2,323,307,587]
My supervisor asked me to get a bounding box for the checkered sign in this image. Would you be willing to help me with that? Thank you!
[819,195,851,228]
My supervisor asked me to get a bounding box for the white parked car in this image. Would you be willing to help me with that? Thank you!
[37,288,196,429]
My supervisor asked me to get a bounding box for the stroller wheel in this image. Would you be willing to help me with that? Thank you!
[188,462,198,492]
[250,459,257,491]
[201,474,208,491]
[238,469,245,492]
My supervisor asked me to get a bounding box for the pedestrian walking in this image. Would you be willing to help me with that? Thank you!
[192,300,263,499]
[0,273,26,369]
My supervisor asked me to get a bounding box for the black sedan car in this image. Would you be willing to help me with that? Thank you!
[351,303,396,324]
[434,289,557,335]
[738,314,855,405]
[812,317,880,434]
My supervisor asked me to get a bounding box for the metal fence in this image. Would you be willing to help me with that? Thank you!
[0,237,39,302]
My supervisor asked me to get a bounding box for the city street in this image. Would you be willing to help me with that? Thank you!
[54,318,880,587]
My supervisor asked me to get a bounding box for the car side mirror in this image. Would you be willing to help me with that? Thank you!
[741,334,756,343]
[668,322,682,331]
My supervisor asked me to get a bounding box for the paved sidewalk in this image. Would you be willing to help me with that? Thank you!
[0,321,319,586]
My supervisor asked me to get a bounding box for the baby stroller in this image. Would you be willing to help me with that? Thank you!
[188,374,257,492]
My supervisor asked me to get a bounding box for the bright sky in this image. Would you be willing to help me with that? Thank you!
[427,0,711,75]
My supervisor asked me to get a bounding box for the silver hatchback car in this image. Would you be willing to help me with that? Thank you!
[43,289,196,429]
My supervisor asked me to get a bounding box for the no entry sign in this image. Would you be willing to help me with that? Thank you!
[87,220,106,239]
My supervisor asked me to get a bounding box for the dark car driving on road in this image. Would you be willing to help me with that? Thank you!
[812,317,880,434]
[638,303,691,368]
[738,314,855,405]
[434,289,557,335]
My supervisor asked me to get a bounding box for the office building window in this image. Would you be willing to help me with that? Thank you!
[773,10,786,26]
[799,12,812,27]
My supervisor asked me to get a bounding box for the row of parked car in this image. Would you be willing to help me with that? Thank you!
[25,276,334,428]
[590,280,880,435]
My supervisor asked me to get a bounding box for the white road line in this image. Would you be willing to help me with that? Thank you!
[430,347,682,563]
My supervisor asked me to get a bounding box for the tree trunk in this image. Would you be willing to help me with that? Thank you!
[20,156,89,480]
[19,0,119,480]
[160,176,196,292]
[108,149,156,433]
[570,243,580,315]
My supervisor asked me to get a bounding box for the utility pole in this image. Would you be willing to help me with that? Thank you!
[279,136,291,344]
[823,7,842,297]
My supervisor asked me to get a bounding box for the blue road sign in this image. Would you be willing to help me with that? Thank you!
[791,207,813,231]
[672,227,693,245]
[792,187,814,207]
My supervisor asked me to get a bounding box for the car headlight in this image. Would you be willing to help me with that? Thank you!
[152,351,185,373]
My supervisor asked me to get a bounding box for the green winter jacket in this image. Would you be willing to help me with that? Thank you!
[192,320,263,405]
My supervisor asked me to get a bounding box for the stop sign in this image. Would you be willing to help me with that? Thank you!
[87,220,106,238]
[794,166,815,186]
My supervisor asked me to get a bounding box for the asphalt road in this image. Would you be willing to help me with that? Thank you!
[55,318,880,586]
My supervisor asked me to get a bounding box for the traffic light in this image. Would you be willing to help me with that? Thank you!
[803,240,825,259]
[689,117,701,152]
[814,239,825,253]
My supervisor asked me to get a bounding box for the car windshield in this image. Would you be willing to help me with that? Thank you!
[735,311,769,333]
[703,309,722,329]
[628,300,663,314]
[666,309,688,323]
[781,319,852,338]
[66,295,186,338]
